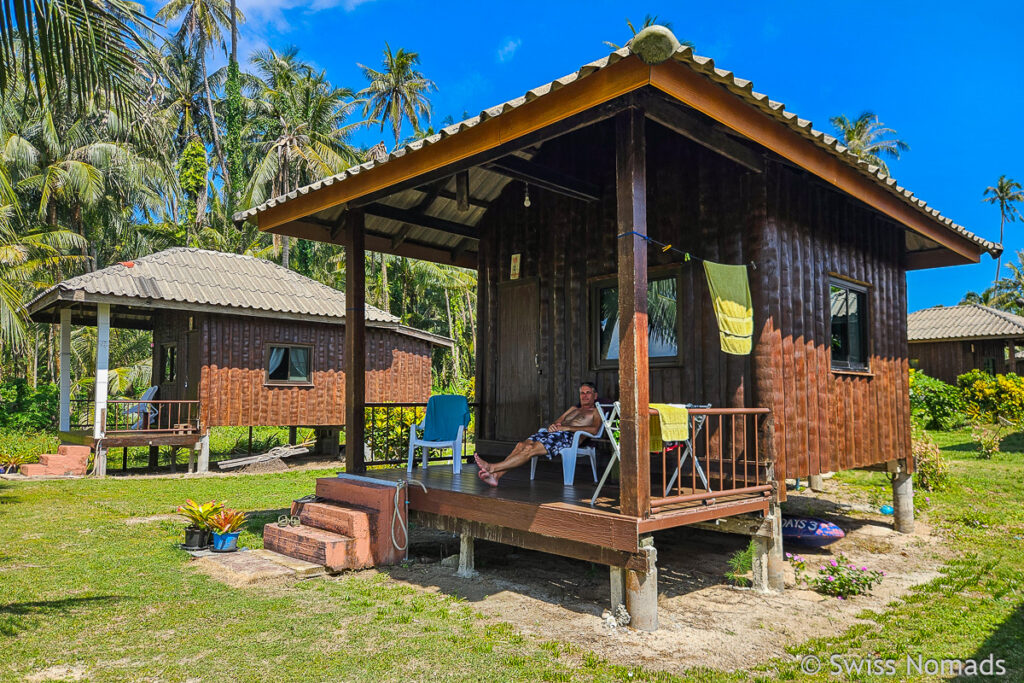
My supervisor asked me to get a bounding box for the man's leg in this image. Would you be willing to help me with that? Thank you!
[474,441,547,486]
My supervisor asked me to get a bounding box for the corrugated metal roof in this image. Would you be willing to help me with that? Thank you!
[234,42,997,256]
[29,247,398,323]
[908,304,1024,341]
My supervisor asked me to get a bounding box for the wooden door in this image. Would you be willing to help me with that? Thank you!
[495,279,541,440]
[183,330,201,401]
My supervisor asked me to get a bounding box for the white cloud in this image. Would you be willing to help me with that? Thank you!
[235,0,377,32]
[496,37,521,63]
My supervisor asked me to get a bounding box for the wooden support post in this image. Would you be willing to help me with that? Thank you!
[197,433,210,473]
[93,446,107,477]
[93,303,110,442]
[248,426,253,456]
[808,474,825,492]
[893,461,914,534]
[345,208,367,474]
[610,566,627,612]
[625,535,657,631]
[148,446,159,469]
[1009,340,1017,374]
[456,533,478,578]
[455,170,470,211]
[615,107,651,518]
[288,426,298,446]
[752,501,784,593]
[59,308,71,433]
[315,428,340,458]
[122,447,128,471]
[170,446,177,473]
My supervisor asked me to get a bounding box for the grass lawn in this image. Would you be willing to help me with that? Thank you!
[1,429,1023,681]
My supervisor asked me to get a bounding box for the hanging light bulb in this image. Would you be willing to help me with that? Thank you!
[523,183,531,208]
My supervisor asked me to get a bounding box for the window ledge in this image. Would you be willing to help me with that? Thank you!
[831,368,874,378]
[264,382,315,388]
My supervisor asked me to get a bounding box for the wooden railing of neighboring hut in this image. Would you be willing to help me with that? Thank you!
[364,401,478,466]
[69,399,201,436]
[648,407,773,515]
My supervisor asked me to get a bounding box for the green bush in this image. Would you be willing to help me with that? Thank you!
[958,370,1024,423]
[911,427,950,491]
[0,379,58,431]
[909,369,967,430]
[812,555,884,598]
[0,429,60,462]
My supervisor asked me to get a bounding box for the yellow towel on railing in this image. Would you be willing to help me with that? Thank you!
[649,403,689,451]
[703,261,753,355]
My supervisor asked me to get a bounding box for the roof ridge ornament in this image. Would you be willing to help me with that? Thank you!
[628,25,681,65]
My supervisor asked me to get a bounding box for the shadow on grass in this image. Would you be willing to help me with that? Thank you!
[243,508,290,535]
[0,595,125,637]
[964,602,1024,680]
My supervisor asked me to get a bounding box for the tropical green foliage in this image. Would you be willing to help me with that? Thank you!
[983,175,1023,279]
[908,369,967,430]
[0,378,57,429]
[829,111,909,176]
[957,369,1024,424]
[359,44,436,148]
[176,498,224,530]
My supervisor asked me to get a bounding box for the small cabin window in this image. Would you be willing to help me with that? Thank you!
[592,273,680,368]
[266,345,312,384]
[984,358,997,375]
[161,344,177,383]
[830,279,869,371]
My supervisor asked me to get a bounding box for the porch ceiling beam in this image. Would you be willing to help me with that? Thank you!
[391,224,414,249]
[483,155,601,202]
[639,92,764,173]
[363,203,479,240]
[436,188,489,209]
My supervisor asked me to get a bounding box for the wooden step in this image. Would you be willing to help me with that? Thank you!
[263,524,367,571]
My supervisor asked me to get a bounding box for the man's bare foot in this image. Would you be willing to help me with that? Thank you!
[478,469,499,487]
[473,454,492,474]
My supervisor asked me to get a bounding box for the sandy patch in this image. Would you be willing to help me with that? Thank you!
[25,665,86,682]
[383,479,945,675]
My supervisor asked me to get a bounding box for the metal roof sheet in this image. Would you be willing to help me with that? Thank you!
[29,247,397,323]
[908,304,1024,341]
[234,42,997,256]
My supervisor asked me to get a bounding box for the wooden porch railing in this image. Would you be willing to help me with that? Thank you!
[364,401,478,466]
[69,399,201,436]
[649,407,773,514]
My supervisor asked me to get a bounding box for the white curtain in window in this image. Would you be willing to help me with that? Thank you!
[268,347,286,376]
[289,348,309,381]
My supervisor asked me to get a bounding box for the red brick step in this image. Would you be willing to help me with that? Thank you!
[263,524,361,571]
[20,464,47,477]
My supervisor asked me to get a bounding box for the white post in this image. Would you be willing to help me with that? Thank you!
[197,432,210,473]
[59,308,71,432]
[93,303,110,440]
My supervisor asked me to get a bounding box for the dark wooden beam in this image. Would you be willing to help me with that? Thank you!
[436,188,489,209]
[344,208,367,474]
[391,224,414,249]
[639,91,764,173]
[615,107,651,519]
[412,180,446,213]
[484,155,601,202]
[363,203,479,240]
[455,171,470,211]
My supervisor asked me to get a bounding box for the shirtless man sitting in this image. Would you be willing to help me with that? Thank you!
[474,382,602,487]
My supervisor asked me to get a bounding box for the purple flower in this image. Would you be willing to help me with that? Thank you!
[786,552,792,559]
[830,559,838,567]
[820,565,826,571]
[861,566,868,571]
[838,596,845,600]
[827,576,835,582]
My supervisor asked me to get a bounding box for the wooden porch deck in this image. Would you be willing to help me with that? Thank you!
[59,429,202,449]
[317,462,771,567]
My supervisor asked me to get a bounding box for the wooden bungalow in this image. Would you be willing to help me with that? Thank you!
[908,304,1024,383]
[234,27,998,629]
[27,247,451,475]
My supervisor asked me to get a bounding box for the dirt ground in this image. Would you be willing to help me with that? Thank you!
[382,477,946,675]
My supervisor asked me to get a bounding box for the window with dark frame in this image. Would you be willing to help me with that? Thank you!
[829,279,869,371]
[161,344,177,383]
[266,345,312,384]
[593,273,681,368]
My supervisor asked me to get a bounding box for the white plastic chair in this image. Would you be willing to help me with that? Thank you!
[127,386,159,430]
[407,396,469,474]
[529,405,606,486]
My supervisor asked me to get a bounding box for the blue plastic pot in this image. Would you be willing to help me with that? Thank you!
[212,531,240,552]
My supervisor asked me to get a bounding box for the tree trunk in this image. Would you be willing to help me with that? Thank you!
[381,253,390,312]
[30,329,38,388]
[444,288,459,379]
[996,213,1006,281]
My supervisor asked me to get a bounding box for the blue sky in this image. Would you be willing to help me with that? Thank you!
[165,0,1021,311]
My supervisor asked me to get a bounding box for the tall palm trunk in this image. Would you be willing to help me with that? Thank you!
[996,212,1006,281]
[443,287,459,379]
[380,253,390,312]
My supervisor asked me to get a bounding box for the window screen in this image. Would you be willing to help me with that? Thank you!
[830,280,869,370]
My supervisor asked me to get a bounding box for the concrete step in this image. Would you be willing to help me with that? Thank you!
[20,464,47,477]
[298,502,374,568]
[249,549,327,578]
[313,477,408,566]
[263,524,366,571]
[40,453,87,468]
[58,444,91,458]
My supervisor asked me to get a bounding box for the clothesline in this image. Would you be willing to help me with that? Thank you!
[616,231,757,271]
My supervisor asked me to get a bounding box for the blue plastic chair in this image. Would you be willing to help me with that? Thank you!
[407,395,471,473]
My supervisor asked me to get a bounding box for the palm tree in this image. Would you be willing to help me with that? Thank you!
[157,0,245,187]
[829,112,909,176]
[604,15,694,50]
[358,44,436,149]
[983,175,1024,279]
[0,0,156,115]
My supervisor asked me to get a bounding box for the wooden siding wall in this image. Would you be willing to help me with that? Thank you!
[910,339,1016,384]
[154,312,432,427]
[152,311,192,401]
[476,118,912,479]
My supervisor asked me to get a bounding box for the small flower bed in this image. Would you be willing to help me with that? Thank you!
[813,554,884,598]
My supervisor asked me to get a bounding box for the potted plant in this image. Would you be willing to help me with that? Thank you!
[0,452,27,474]
[176,499,223,550]
[209,508,246,552]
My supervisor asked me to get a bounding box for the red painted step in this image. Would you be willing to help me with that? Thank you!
[263,524,363,571]
[298,502,374,567]
[20,464,47,477]
[57,445,91,459]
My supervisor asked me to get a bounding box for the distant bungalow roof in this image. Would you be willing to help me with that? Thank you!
[27,247,452,347]
[908,304,1024,342]
[234,30,998,265]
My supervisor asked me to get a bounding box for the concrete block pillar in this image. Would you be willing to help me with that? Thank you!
[625,535,658,631]
[610,566,626,612]
[753,502,784,593]
[808,474,825,492]
[456,533,478,578]
[893,464,914,534]
[197,433,210,473]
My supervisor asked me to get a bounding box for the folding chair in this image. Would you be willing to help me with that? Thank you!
[127,386,159,430]
[529,405,606,486]
[590,403,621,506]
[662,403,712,496]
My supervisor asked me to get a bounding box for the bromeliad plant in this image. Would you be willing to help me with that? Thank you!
[177,499,224,531]
[209,508,246,534]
